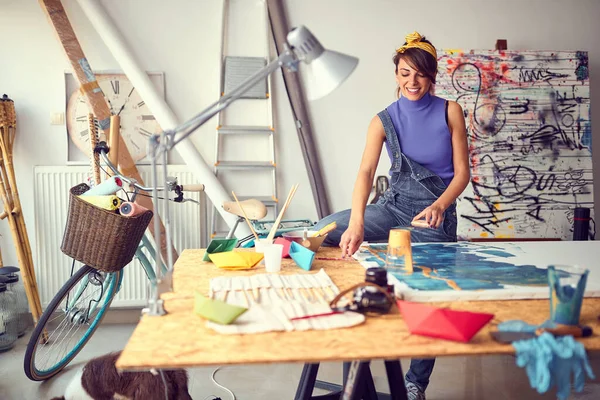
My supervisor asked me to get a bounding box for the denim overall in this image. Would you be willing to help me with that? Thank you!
[315,109,458,391]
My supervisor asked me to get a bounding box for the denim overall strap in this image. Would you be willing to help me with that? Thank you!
[377,110,402,173]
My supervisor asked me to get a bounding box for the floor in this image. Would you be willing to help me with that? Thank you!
[1,318,600,400]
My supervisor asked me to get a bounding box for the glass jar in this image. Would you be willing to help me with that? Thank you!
[0,282,18,352]
[0,267,29,337]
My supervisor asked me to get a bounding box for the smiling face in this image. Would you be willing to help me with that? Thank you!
[395,58,433,101]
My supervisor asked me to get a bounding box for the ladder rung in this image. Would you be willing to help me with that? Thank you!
[214,161,275,169]
[218,126,273,135]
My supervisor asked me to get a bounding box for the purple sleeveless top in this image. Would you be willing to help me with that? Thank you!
[384,92,454,186]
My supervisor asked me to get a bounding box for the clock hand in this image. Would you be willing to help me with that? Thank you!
[104,96,115,114]
[117,87,136,116]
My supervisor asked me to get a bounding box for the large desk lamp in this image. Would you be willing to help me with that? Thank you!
[146,26,358,316]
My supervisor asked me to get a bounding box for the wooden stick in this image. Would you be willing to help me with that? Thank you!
[39,0,178,264]
[231,191,259,240]
[1,98,41,296]
[108,115,120,173]
[266,184,298,241]
[88,113,101,185]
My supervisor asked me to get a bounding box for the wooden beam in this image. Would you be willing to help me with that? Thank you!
[39,0,177,264]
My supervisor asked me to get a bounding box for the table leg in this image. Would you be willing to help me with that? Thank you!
[295,363,320,400]
[343,361,378,400]
[384,360,409,400]
[341,360,371,400]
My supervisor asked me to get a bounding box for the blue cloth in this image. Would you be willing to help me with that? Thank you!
[385,93,454,186]
[314,108,458,391]
[512,332,595,400]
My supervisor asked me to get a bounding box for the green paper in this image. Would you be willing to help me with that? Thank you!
[202,238,239,261]
[194,292,247,325]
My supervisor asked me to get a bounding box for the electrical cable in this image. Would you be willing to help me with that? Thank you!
[211,367,236,400]
[159,370,168,400]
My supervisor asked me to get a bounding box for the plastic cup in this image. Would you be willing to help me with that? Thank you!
[548,264,589,325]
[385,229,413,272]
[263,243,284,273]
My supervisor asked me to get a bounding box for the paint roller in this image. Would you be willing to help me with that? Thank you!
[119,202,149,217]
[78,195,121,211]
[81,176,123,196]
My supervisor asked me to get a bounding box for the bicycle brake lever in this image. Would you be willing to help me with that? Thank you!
[179,198,200,205]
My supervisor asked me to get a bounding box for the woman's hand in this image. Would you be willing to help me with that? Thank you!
[413,203,446,229]
[340,223,364,258]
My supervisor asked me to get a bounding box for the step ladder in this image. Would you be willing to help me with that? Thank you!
[210,0,278,238]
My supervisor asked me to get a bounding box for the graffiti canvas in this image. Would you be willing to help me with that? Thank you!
[435,50,592,240]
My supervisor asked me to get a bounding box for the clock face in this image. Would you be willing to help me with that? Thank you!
[66,74,161,162]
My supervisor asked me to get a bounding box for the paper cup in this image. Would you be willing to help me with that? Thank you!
[254,238,273,253]
[263,243,284,273]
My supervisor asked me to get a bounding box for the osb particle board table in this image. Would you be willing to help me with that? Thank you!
[117,247,600,372]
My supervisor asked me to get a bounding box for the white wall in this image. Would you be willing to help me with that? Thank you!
[1,0,599,266]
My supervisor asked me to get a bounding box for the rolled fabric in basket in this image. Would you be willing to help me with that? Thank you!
[81,176,123,196]
[119,202,148,217]
[78,195,121,211]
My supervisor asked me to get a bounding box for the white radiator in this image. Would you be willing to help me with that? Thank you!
[33,165,207,308]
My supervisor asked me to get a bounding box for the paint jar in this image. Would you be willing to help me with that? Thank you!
[547,265,589,326]
[385,229,413,272]
[263,244,284,273]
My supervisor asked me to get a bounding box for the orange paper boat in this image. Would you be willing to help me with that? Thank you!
[397,300,494,343]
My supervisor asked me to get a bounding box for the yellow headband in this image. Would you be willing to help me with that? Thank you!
[396,31,437,60]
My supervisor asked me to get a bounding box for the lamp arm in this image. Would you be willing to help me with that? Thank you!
[166,47,297,149]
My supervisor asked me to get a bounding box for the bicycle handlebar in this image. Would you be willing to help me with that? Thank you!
[94,142,204,201]
[180,184,205,192]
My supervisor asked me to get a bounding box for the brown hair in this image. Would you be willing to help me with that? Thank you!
[393,36,438,96]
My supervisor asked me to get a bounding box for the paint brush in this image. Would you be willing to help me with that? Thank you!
[231,191,259,240]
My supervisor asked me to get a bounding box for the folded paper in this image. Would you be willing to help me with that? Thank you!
[194,292,247,325]
[289,242,315,271]
[274,237,292,258]
[397,300,494,342]
[208,251,263,270]
[203,238,239,261]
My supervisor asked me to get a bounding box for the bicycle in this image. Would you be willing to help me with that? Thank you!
[23,143,207,381]
[24,142,314,381]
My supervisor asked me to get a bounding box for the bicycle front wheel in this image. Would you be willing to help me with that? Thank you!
[24,265,122,381]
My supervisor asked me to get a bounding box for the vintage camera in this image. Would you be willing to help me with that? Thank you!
[352,267,395,314]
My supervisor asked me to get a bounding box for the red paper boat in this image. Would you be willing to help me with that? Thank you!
[396,300,494,343]
[274,237,292,258]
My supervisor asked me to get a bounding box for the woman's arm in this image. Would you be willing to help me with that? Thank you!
[340,115,386,256]
[413,101,470,227]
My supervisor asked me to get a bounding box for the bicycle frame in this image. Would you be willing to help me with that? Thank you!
[64,232,166,322]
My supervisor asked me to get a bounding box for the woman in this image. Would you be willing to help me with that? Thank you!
[314,32,470,399]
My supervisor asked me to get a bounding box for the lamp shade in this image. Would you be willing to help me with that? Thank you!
[287,26,359,100]
[303,50,358,100]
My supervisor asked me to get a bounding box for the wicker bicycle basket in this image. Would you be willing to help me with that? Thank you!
[61,183,153,272]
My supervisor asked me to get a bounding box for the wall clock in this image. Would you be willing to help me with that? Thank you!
[66,73,164,162]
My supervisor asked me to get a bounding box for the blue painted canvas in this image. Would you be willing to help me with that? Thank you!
[355,241,600,301]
